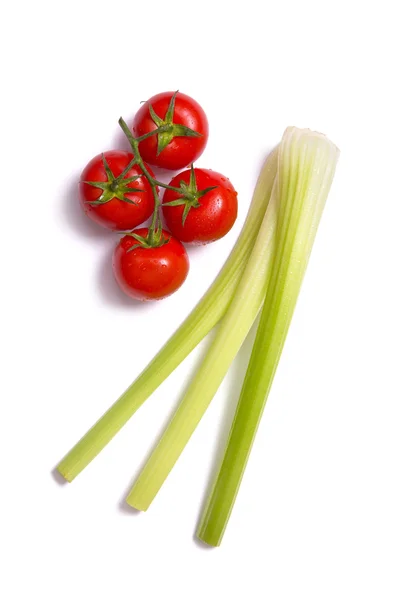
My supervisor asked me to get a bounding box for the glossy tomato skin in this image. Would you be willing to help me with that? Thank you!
[113,228,190,301]
[79,151,155,231]
[133,92,209,170]
[162,169,238,244]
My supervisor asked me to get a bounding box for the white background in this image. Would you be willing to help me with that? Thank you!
[1,1,399,598]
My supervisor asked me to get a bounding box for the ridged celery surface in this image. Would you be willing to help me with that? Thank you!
[127,177,279,510]
[57,150,278,482]
[197,128,339,546]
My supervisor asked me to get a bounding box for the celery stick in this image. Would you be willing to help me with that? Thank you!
[197,128,339,546]
[57,149,278,482]
[126,177,279,510]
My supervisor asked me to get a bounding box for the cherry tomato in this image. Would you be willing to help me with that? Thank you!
[133,92,209,170]
[162,168,238,244]
[79,151,155,231]
[113,228,190,301]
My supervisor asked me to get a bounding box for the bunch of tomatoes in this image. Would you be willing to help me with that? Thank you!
[79,91,238,301]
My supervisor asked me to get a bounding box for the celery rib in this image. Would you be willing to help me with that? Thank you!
[56,149,278,482]
[197,128,340,546]
[126,177,278,510]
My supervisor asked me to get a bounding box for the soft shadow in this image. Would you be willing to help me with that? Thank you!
[118,497,142,517]
[154,166,180,182]
[193,316,260,537]
[51,466,68,486]
[62,175,109,240]
[184,243,213,258]
[97,245,154,312]
[256,145,276,173]
[192,534,216,551]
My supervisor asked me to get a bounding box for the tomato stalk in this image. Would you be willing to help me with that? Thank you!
[118,119,165,245]
[56,149,278,482]
[117,97,209,246]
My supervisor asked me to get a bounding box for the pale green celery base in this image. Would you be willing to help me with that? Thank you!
[197,128,339,547]
[57,149,278,483]
[126,178,278,510]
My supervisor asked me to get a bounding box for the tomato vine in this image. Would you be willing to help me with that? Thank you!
[117,91,204,248]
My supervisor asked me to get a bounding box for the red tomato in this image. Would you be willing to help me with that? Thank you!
[113,228,190,301]
[133,92,209,170]
[79,151,155,231]
[162,168,238,244]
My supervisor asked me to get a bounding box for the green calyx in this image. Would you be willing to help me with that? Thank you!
[84,154,142,206]
[124,226,169,252]
[163,164,218,225]
[148,91,202,156]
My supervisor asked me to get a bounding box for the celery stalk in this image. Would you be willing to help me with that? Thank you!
[57,149,278,482]
[197,128,339,546]
[126,176,279,510]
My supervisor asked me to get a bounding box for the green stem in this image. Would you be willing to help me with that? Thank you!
[148,183,160,241]
[197,128,340,546]
[118,118,182,241]
[135,129,161,142]
[118,118,161,237]
[156,181,184,192]
[56,149,279,482]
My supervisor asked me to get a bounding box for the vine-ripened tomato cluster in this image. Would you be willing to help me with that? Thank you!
[79,91,238,301]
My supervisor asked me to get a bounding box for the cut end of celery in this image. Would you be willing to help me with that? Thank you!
[196,516,227,547]
[196,531,221,548]
[55,462,75,483]
[125,492,150,512]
